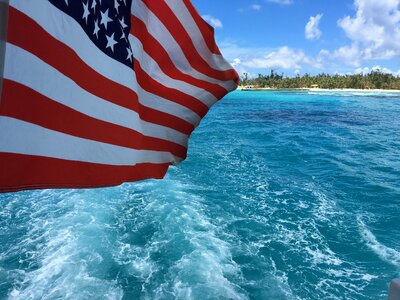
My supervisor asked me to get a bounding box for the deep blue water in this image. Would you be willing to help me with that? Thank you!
[1,90,400,299]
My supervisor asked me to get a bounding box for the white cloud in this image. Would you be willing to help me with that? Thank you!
[337,0,400,61]
[355,65,397,75]
[238,4,263,12]
[221,0,400,76]
[231,58,241,68]
[296,0,400,70]
[242,46,311,70]
[251,4,262,11]
[221,40,400,77]
[332,44,361,67]
[355,67,371,74]
[305,14,323,40]
[201,15,223,28]
[267,0,293,5]
[222,0,400,75]
[372,66,393,73]
[230,58,254,78]
[219,41,263,61]
[219,41,326,75]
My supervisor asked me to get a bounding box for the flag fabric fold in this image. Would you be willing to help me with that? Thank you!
[0,0,238,193]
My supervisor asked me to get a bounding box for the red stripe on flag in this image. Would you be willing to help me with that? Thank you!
[182,0,222,56]
[0,79,188,159]
[0,153,169,193]
[134,59,209,118]
[7,7,194,135]
[130,14,228,99]
[141,0,238,82]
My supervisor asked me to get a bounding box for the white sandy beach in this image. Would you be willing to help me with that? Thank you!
[311,88,400,93]
[238,86,400,93]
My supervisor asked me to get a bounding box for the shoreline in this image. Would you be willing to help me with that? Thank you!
[237,87,400,93]
[310,88,400,93]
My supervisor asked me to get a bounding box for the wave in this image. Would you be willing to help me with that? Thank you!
[2,191,124,300]
[1,181,250,300]
[358,217,400,268]
[307,91,400,98]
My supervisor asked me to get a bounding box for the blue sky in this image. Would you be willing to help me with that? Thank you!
[192,0,400,77]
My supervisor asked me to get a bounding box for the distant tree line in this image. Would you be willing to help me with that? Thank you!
[240,69,400,90]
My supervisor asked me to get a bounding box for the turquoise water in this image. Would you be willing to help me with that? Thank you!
[1,90,400,299]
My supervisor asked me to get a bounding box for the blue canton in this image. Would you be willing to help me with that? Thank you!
[49,0,134,69]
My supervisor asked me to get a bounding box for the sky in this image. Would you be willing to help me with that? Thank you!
[191,0,400,78]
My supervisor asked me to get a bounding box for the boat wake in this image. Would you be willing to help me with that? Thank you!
[358,217,400,269]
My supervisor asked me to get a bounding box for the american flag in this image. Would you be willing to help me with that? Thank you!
[0,0,238,192]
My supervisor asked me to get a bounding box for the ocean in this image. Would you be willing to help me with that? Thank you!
[0,90,399,299]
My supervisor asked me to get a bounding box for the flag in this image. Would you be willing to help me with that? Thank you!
[0,0,238,193]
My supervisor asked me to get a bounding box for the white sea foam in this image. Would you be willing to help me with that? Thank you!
[156,185,246,299]
[269,257,297,300]
[361,274,378,281]
[305,183,344,224]
[1,90,399,300]
[308,91,400,98]
[305,246,343,266]
[108,179,248,300]
[4,190,124,300]
[358,217,400,268]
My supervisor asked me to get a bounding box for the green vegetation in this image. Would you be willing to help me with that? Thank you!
[240,69,400,90]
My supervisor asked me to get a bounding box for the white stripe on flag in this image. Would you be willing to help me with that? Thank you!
[11,0,136,91]
[129,35,217,108]
[132,68,202,125]
[0,116,176,165]
[130,0,236,90]
[164,0,234,72]
[10,0,203,126]
[4,43,189,147]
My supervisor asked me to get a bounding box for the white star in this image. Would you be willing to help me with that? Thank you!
[106,33,118,52]
[120,26,126,40]
[119,16,127,29]
[93,19,100,38]
[82,1,90,24]
[100,9,113,30]
[114,0,120,13]
[91,0,97,11]
[126,47,133,62]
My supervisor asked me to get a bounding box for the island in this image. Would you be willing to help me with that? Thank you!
[239,69,400,92]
